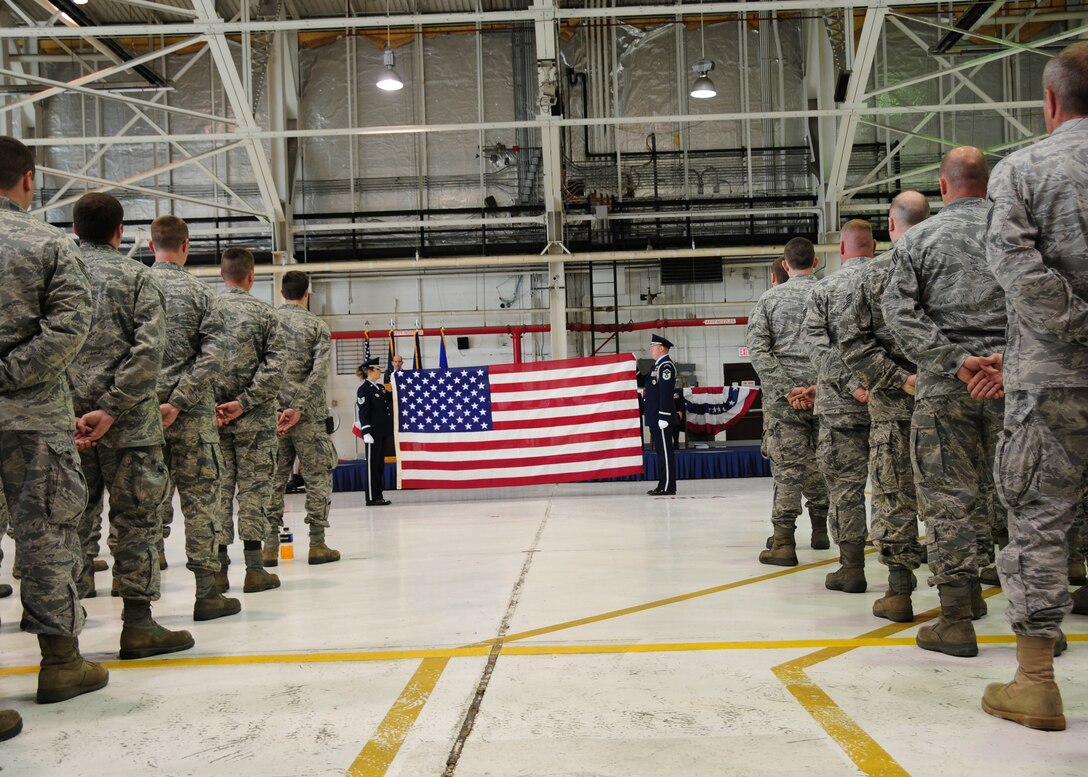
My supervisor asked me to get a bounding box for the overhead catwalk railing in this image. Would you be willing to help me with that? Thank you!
[329,316,750,364]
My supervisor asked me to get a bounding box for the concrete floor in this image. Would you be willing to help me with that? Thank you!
[0,478,1085,777]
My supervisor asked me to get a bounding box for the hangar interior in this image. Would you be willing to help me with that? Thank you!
[1,1,1086,775]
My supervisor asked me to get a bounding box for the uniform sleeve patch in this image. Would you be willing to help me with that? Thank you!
[661,366,673,381]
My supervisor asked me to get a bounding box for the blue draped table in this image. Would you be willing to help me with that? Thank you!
[331,446,769,493]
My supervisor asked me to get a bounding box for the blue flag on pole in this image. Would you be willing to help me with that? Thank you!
[439,329,449,369]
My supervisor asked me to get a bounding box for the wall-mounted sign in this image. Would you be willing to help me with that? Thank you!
[737,346,750,358]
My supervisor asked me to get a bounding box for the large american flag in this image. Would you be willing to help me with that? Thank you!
[393,353,644,489]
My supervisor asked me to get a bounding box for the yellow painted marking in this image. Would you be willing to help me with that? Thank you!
[345,657,450,777]
[489,553,854,646]
[770,587,1007,777]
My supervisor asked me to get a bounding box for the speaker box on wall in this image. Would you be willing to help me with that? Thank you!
[456,336,470,349]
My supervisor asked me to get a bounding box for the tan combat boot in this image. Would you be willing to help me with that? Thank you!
[916,583,977,657]
[872,567,913,623]
[0,709,22,741]
[809,514,830,551]
[193,572,242,622]
[308,526,341,566]
[982,634,1065,731]
[242,548,280,593]
[758,526,798,567]
[36,634,109,703]
[261,545,279,567]
[825,541,867,593]
[119,600,195,660]
[979,566,1000,586]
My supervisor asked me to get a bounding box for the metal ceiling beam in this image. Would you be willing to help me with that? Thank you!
[865,21,1088,100]
[33,164,267,216]
[0,36,195,117]
[822,4,888,227]
[0,65,234,123]
[15,99,1042,147]
[851,6,1045,193]
[35,139,249,213]
[106,0,200,17]
[0,1,944,39]
[190,0,286,233]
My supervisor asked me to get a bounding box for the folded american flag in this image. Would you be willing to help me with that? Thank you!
[682,386,760,435]
[393,353,644,489]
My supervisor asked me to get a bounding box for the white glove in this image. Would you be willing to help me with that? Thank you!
[658,419,669,430]
[363,434,375,444]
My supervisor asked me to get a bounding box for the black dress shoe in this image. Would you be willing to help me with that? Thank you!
[647,489,664,496]
[366,499,392,506]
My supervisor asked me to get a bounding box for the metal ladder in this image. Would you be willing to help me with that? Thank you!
[587,261,620,355]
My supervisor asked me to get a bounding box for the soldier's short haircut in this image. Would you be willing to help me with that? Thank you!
[938,146,989,192]
[770,257,789,285]
[783,237,816,270]
[889,190,931,229]
[281,270,309,300]
[73,192,124,245]
[151,215,188,251]
[0,136,34,190]
[1044,42,1088,116]
[220,246,255,282]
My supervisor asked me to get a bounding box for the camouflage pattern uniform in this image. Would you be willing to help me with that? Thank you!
[152,261,226,575]
[804,258,872,547]
[986,118,1088,639]
[69,242,168,601]
[839,252,923,570]
[747,275,829,535]
[215,287,284,544]
[0,197,91,635]
[266,303,336,549]
[882,197,1006,589]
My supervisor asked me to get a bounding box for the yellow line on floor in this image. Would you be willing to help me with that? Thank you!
[345,657,450,777]
[772,586,1005,777]
[488,553,851,646]
[6,626,1080,677]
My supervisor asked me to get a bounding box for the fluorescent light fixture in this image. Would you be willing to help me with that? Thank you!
[376,46,403,91]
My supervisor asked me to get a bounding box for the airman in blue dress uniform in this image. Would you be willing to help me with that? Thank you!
[645,334,677,495]
[356,358,393,506]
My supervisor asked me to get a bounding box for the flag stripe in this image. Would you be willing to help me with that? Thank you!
[492,398,634,421]
[491,385,635,409]
[400,444,641,471]
[490,373,632,394]
[402,464,645,489]
[492,408,639,431]
[397,427,639,452]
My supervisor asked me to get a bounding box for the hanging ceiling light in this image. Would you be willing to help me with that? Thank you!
[376,0,403,92]
[690,60,716,99]
[377,46,403,91]
[690,5,716,99]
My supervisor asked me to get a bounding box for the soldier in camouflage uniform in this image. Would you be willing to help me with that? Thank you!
[264,271,340,567]
[68,193,194,660]
[981,43,1088,730]
[149,216,241,621]
[838,192,930,621]
[747,237,829,566]
[215,247,285,593]
[882,147,1005,658]
[804,220,875,594]
[0,137,107,724]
